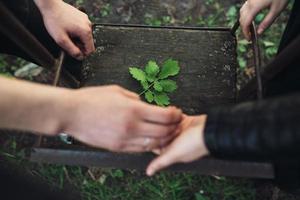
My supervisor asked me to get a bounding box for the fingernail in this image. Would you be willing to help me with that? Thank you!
[257,28,263,35]
[146,169,153,176]
[76,54,85,60]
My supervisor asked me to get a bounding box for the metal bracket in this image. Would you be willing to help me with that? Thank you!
[231,20,263,100]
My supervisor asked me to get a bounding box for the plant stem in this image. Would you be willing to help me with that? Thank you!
[139,81,155,96]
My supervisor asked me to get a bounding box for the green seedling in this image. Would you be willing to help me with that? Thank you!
[129,58,180,106]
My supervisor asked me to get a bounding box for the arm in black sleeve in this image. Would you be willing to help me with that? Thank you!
[204,93,300,161]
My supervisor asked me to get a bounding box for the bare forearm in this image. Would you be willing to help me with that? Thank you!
[0,76,70,136]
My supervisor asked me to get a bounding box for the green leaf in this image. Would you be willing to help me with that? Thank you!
[195,193,207,200]
[154,92,170,106]
[238,44,247,53]
[154,81,163,92]
[128,58,180,106]
[129,67,146,82]
[145,61,159,82]
[141,81,149,90]
[159,79,177,93]
[145,60,159,77]
[110,169,124,178]
[238,39,250,45]
[147,76,156,82]
[226,6,237,18]
[145,91,154,103]
[263,41,275,47]
[255,13,265,23]
[159,58,180,79]
[162,16,171,24]
[266,47,277,58]
[238,57,247,69]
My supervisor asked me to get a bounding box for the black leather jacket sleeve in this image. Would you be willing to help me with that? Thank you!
[204,93,300,161]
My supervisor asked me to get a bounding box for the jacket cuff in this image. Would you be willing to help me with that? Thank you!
[203,107,223,157]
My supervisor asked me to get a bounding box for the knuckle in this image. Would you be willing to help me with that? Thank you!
[56,37,67,46]
[110,141,124,152]
[110,85,122,92]
[239,8,244,15]
[87,20,92,27]
[85,27,92,36]
[128,104,140,116]
[84,13,89,19]
[123,120,137,134]
[165,111,175,122]
[157,127,169,137]
[246,1,253,9]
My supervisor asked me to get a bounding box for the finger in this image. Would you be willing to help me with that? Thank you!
[129,135,174,150]
[121,145,145,153]
[257,10,278,35]
[57,34,84,60]
[239,2,263,41]
[240,10,255,41]
[133,122,178,138]
[152,148,162,155]
[78,25,95,56]
[152,146,169,155]
[146,149,177,176]
[139,105,183,125]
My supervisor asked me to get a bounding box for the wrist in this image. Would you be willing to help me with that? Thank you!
[21,83,74,136]
[33,86,73,136]
[51,88,75,136]
[34,0,62,16]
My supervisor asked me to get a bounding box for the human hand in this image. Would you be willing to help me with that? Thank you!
[146,115,209,176]
[34,0,95,60]
[60,85,182,152]
[240,0,289,40]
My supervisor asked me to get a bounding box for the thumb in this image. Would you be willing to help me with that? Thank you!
[146,148,178,176]
[257,9,278,35]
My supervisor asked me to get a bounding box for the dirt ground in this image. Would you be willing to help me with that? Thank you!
[71,0,240,25]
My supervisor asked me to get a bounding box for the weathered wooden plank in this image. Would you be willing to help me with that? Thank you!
[26,25,273,179]
[29,148,274,179]
[82,24,237,114]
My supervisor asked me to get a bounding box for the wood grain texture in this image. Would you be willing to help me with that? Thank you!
[82,25,237,114]
[30,148,274,179]
[27,26,275,177]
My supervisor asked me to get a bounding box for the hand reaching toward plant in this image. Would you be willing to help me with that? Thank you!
[0,76,182,153]
[146,115,209,176]
[34,0,95,60]
[61,86,183,152]
[240,0,290,40]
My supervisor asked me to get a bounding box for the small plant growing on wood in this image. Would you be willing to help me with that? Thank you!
[129,58,180,106]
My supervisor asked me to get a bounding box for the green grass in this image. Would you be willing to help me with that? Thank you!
[0,137,255,200]
[27,164,255,200]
